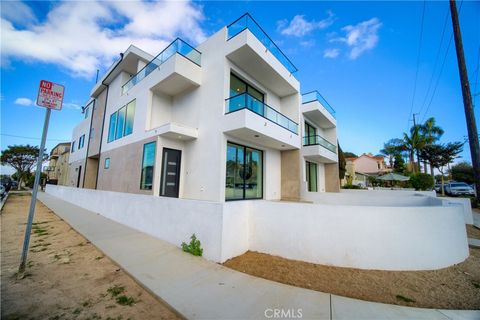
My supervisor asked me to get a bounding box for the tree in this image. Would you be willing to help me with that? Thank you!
[393,153,406,173]
[380,138,404,168]
[403,125,425,173]
[338,142,346,180]
[343,152,357,158]
[0,145,47,190]
[419,142,464,195]
[450,161,474,184]
[419,117,444,175]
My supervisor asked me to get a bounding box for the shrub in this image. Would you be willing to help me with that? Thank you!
[181,234,203,256]
[409,173,434,191]
[341,184,364,189]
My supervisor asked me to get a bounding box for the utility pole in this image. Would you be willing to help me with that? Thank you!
[450,0,480,203]
[412,113,420,173]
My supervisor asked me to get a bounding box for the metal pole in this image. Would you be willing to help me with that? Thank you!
[18,108,51,275]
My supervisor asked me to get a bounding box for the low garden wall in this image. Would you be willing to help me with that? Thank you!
[46,185,469,271]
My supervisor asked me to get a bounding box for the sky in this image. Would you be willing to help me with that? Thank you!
[1,0,479,175]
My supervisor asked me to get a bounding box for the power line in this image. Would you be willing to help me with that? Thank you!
[421,0,464,122]
[407,0,427,131]
[417,7,450,118]
[1,133,69,142]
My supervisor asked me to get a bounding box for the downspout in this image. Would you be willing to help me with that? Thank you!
[82,99,96,188]
[94,53,124,189]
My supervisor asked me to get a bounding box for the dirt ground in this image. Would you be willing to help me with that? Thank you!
[1,193,181,320]
[225,226,480,310]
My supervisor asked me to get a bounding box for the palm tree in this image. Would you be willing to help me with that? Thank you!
[419,117,444,176]
[380,138,404,168]
[403,125,425,173]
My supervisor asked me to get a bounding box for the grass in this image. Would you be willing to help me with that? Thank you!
[72,308,82,315]
[82,300,92,307]
[107,285,125,297]
[396,295,416,303]
[472,280,480,289]
[115,295,135,306]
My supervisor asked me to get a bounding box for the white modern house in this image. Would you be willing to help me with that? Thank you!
[55,13,470,272]
[68,13,339,202]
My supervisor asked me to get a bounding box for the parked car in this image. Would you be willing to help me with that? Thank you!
[0,185,6,199]
[444,181,475,196]
[434,183,443,193]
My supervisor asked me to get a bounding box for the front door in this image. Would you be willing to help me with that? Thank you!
[160,148,181,198]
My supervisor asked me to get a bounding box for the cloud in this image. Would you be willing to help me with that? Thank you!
[63,102,82,110]
[1,1,206,78]
[300,40,316,48]
[323,48,340,59]
[331,18,382,59]
[278,11,335,37]
[0,1,37,27]
[14,97,33,106]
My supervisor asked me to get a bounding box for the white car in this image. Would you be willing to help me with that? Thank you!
[444,182,475,196]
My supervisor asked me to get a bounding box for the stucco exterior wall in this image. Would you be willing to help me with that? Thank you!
[281,149,301,200]
[47,185,470,271]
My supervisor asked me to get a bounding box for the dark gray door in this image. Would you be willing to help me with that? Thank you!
[160,148,181,198]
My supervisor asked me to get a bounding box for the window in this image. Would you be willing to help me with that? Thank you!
[104,158,110,169]
[229,73,264,102]
[90,127,95,139]
[124,100,135,136]
[306,161,318,192]
[115,106,126,140]
[71,141,75,152]
[108,112,117,143]
[84,106,89,119]
[107,99,136,143]
[140,142,156,190]
[78,135,85,149]
[225,142,263,200]
[304,122,317,145]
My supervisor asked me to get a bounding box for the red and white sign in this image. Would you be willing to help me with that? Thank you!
[36,80,65,110]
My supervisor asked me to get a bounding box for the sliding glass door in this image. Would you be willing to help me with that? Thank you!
[226,142,263,200]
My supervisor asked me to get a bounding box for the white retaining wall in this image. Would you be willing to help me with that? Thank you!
[46,185,470,271]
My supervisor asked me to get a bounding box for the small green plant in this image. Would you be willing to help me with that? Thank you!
[107,285,125,297]
[181,233,203,256]
[115,295,135,306]
[396,294,416,303]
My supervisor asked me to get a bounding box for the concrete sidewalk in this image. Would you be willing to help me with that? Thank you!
[37,192,479,320]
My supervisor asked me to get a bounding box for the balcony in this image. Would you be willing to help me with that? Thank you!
[226,14,299,97]
[122,38,201,96]
[223,93,300,150]
[302,135,338,163]
[302,91,336,129]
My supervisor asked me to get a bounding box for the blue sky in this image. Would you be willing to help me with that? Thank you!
[1,1,479,175]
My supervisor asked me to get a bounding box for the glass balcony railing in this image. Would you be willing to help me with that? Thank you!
[225,92,298,134]
[303,135,337,153]
[302,91,336,119]
[122,38,201,94]
[227,13,298,74]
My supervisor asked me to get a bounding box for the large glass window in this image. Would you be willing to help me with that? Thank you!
[108,112,117,143]
[140,142,156,190]
[226,142,263,200]
[304,122,317,145]
[124,100,135,136]
[107,99,135,143]
[78,135,85,149]
[306,161,318,192]
[115,106,126,140]
[229,73,264,102]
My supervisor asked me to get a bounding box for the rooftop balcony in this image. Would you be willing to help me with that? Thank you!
[122,38,201,96]
[223,92,300,150]
[226,14,299,97]
[302,91,336,129]
[302,135,338,163]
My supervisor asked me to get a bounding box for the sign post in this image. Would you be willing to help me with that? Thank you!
[18,80,64,276]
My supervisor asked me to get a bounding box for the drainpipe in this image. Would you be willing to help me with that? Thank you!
[94,53,124,189]
[82,99,96,188]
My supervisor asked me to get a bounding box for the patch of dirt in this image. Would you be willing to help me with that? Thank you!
[1,193,180,320]
[467,225,480,239]
[224,250,480,310]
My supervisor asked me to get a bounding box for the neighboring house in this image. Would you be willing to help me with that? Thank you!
[46,142,71,185]
[67,13,339,202]
[342,154,390,186]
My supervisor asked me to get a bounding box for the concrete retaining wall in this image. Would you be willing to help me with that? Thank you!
[46,185,470,271]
